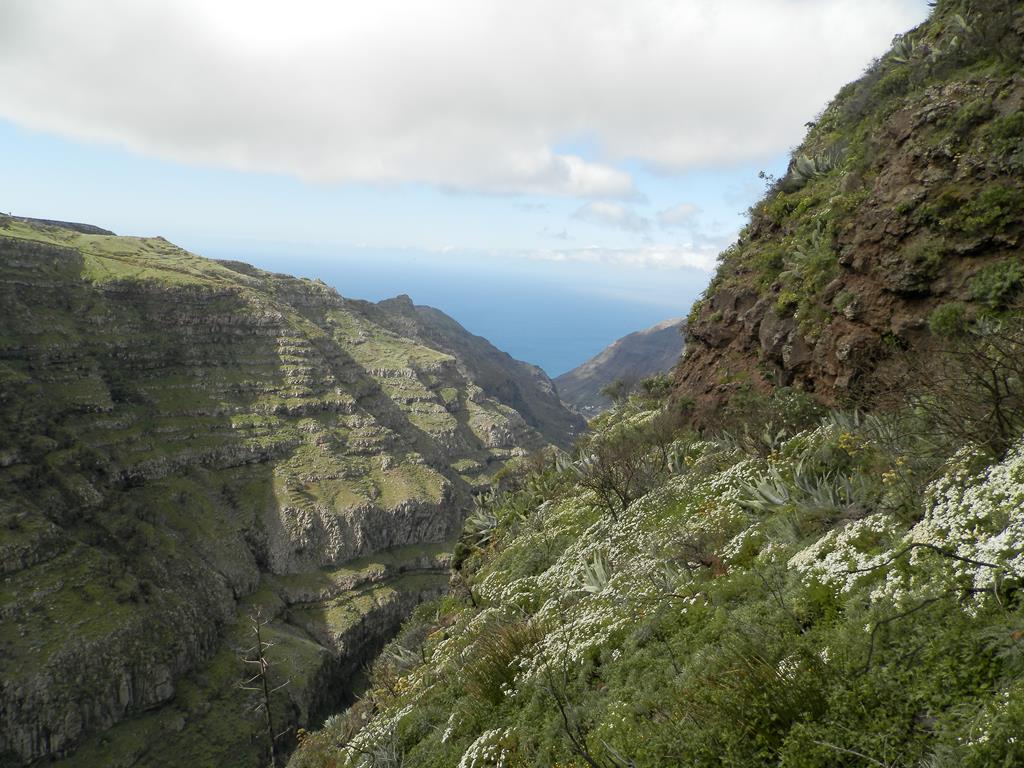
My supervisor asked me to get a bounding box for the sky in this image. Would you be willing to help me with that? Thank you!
[0,1,931,376]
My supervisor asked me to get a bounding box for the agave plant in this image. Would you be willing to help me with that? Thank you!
[384,644,422,673]
[581,552,612,593]
[553,448,574,474]
[740,458,871,520]
[718,424,791,459]
[825,408,864,434]
[566,453,591,478]
[890,33,918,64]
[794,149,841,180]
[782,147,845,192]
[464,505,499,548]
[949,12,971,42]
[930,12,973,60]
[738,466,793,513]
[666,444,689,475]
[792,470,869,519]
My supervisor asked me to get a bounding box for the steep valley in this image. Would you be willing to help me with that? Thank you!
[0,216,584,767]
[4,1,1024,766]
[286,2,1024,767]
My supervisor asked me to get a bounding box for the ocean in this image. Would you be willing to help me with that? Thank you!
[191,242,707,377]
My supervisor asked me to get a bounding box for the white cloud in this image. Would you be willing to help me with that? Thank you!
[0,1,927,196]
[573,202,651,232]
[657,202,701,229]
[525,243,718,271]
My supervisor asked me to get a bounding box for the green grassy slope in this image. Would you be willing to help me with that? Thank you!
[292,394,1024,768]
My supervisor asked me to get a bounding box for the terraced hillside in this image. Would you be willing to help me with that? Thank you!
[354,295,584,448]
[0,216,582,767]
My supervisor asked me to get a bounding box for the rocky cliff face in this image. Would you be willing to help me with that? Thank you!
[555,317,686,417]
[359,295,586,447]
[675,0,1024,418]
[0,217,582,766]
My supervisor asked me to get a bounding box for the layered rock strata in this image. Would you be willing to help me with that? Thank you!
[0,217,580,766]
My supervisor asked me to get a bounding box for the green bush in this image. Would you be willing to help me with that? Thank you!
[775,290,800,315]
[941,183,1024,236]
[639,374,673,400]
[871,66,912,100]
[928,302,968,336]
[833,289,856,313]
[948,95,995,136]
[751,244,787,285]
[969,259,1024,309]
[982,111,1024,169]
[985,111,1024,144]
[899,237,946,289]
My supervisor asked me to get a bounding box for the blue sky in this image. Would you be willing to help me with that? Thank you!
[0,118,775,373]
[0,1,931,375]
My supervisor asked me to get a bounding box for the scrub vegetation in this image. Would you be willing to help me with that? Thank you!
[292,329,1024,766]
[290,1,1024,765]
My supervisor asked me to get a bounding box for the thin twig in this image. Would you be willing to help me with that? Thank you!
[847,542,1003,575]
[861,596,943,675]
[810,738,891,767]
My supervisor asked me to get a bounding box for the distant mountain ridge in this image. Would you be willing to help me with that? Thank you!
[555,317,686,416]
[10,214,116,235]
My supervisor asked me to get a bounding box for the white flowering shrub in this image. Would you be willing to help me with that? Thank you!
[788,512,903,592]
[457,728,512,768]
[291,400,1024,768]
[912,441,1024,592]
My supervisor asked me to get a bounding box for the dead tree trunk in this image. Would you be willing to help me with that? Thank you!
[240,608,290,768]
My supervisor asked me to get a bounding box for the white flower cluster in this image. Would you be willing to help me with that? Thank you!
[788,513,902,592]
[458,728,512,768]
[721,525,764,563]
[441,711,460,744]
[910,441,1024,593]
[521,595,631,680]
[341,704,413,767]
[776,654,801,680]
[475,571,540,610]
[790,439,1024,610]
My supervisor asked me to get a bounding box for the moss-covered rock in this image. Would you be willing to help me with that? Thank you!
[675,0,1024,417]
